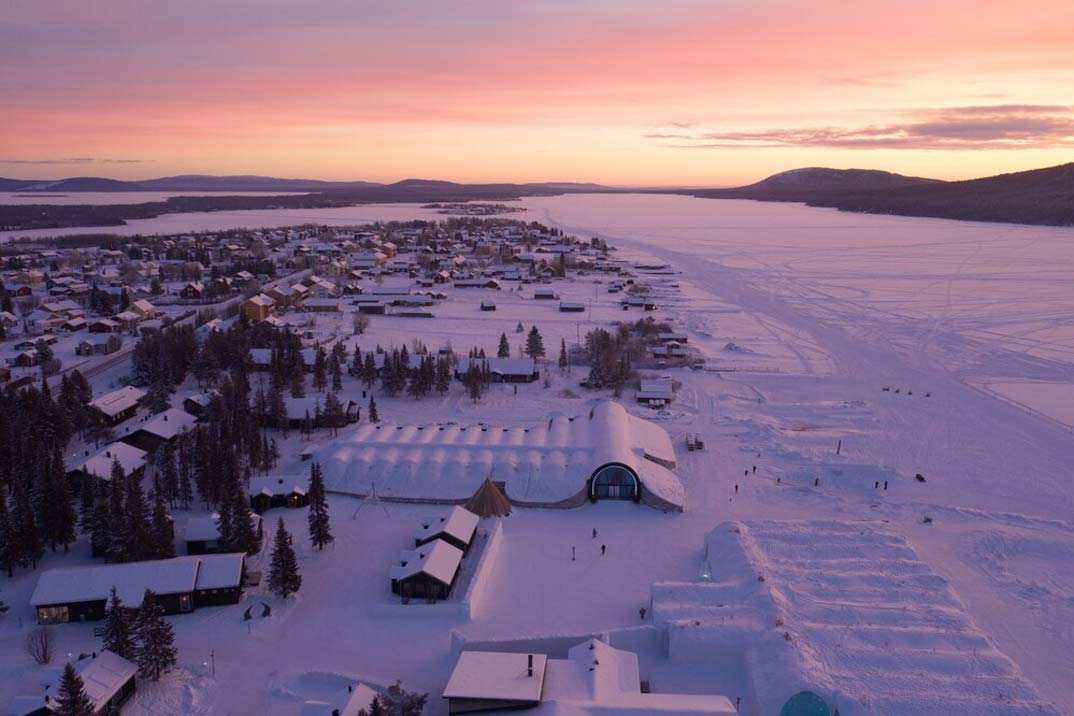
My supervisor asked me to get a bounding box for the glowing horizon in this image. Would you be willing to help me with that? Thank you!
[2,1,1073,186]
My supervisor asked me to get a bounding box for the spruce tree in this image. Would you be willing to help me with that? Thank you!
[149,482,175,559]
[42,444,77,552]
[12,480,42,569]
[435,357,452,395]
[330,354,343,392]
[525,326,545,360]
[363,352,376,387]
[107,470,126,562]
[368,395,379,424]
[313,346,327,392]
[101,586,135,660]
[307,463,333,550]
[90,497,111,560]
[52,663,96,716]
[497,332,510,358]
[558,338,568,371]
[227,473,258,554]
[122,473,151,562]
[79,476,95,533]
[134,590,177,681]
[267,518,302,598]
[0,486,18,577]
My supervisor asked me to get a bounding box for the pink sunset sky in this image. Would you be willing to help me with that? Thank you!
[2,0,1073,186]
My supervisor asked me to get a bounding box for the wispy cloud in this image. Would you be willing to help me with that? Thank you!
[652,105,1074,150]
[0,157,149,165]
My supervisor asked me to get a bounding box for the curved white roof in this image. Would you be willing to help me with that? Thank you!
[316,400,682,507]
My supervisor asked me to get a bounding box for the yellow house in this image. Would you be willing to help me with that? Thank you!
[242,293,276,321]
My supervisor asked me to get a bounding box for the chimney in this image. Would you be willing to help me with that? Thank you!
[527,654,533,677]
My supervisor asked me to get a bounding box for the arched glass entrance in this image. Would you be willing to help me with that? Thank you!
[589,463,640,501]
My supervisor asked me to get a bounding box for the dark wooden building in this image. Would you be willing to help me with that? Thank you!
[389,538,463,601]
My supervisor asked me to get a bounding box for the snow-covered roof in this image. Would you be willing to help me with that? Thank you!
[32,557,199,606]
[184,513,261,542]
[316,400,683,507]
[74,442,147,480]
[88,385,146,418]
[443,651,547,702]
[300,683,377,716]
[457,356,537,377]
[43,651,136,714]
[415,506,479,546]
[390,538,463,586]
[248,476,306,497]
[134,407,197,440]
[247,293,275,307]
[194,552,245,590]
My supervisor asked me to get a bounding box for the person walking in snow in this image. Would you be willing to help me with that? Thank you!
[734,484,739,494]
[601,544,606,556]
[592,528,597,539]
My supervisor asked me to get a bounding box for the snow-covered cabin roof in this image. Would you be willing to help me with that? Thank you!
[43,651,137,714]
[248,476,306,498]
[456,356,537,377]
[32,557,198,606]
[316,400,683,507]
[74,442,147,480]
[135,408,197,440]
[88,385,146,418]
[193,552,245,590]
[184,513,262,542]
[389,538,463,586]
[415,506,479,546]
[300,683,377,716]
[444,651,547,703]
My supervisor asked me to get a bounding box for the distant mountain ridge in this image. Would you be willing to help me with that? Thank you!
[0,174,615,194]
[685,164,1074,227]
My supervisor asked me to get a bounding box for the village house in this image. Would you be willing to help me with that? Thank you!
[636,376,675,406]
[88,385,146,425]
[119,407,197,454]
[184,513,264,555]
[389,538,464,601]
[248,476,309,515]
[443,639,737,715]
[242,293,276,321]
[11,650,138,716]
[68,442,148,485]
[455,357,540,383]
[30,554,246,623]
[76,333,123,356]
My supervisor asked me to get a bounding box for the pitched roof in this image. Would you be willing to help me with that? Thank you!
[73,442,147,480]
[44,651,137,713]
[444,651,547,702]
[415,506,479,545]
[134,408,197,440]
[389,538,462,586]
[88,385,146,418]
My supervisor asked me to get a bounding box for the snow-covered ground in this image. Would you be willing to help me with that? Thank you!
[3,194,1073,715]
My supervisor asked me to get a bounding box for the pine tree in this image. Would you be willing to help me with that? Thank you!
[122,473,151,562]
[149,482,175,559]
[12,480,42,569]
[330,353,343,392]
[379,682,428,716]
[134,590,177,681]
[435,357,452,395]
[525,326,545,360]
[0,486,18,577]
[107,470,126,562]
[90,497,111,560]
[41,444,77,552]
[52,663,96,716]
[307,463,333,550]
[368,395,379,424]
[497,332,510,358]
[313,346,327,392]
[101,587,135,660]
[226,473,258,554]
[78,476,95,533]
[158,441,179,508]
[558,338,568,371]
[268,518,302,597]
[363,352,377,387]
[322,392,345,435]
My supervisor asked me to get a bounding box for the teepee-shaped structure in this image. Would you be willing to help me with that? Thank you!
[465,477,512,518]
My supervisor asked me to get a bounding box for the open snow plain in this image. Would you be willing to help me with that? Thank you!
[2,194,1072,715]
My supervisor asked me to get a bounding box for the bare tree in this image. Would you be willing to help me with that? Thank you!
[25,626,55,665]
